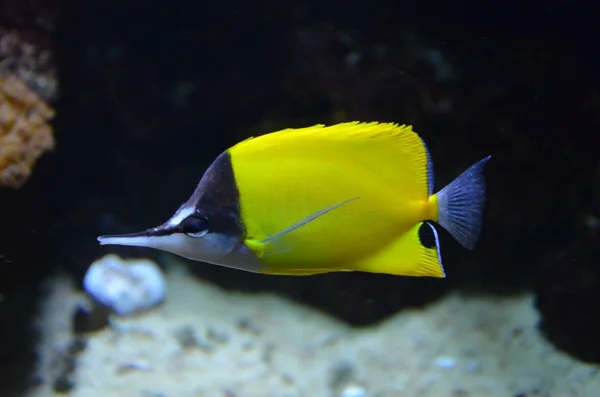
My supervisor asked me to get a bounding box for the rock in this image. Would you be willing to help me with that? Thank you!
[83,254,166,317]
[535,223,600,363]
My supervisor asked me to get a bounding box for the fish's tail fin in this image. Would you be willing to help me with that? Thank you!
[434,156,491,250]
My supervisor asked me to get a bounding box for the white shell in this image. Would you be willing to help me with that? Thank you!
[83,254,166,316]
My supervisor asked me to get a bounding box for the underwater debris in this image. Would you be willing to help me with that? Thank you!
[115,359,153,375]
[72,299,111,334]
[329,361,356,391]
[173,326,199,349]
[330,361,368,397]
[83,254,166,316]
[0,75,54,188]
[236,316,263,335]
[206,325,230,344]
[172,325,212,352]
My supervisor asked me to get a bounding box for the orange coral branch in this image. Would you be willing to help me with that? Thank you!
[0,76,54,188]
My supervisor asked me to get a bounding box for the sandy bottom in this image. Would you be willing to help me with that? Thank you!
[28,261,600,397]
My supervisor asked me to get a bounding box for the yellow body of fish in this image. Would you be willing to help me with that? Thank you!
[228,121,489,277]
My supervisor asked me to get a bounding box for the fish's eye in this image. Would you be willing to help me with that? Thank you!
[180,215,209,238]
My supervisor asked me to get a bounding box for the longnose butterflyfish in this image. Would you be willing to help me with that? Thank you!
[98,122,490,277]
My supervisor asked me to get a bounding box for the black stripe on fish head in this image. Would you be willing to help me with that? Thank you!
[178,150,244,239]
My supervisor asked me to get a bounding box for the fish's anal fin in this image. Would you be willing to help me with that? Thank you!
[355,221,445,278]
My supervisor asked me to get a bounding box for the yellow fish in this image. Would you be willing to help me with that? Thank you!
[98,122,490,278]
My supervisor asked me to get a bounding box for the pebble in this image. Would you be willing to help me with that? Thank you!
[330,361,356,389]
[237,316,262,335]
[207,326,230,344]
[173,326,212,351]
[434,356,456,369]
[339,385,367,397]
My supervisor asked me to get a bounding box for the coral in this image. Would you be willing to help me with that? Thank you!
[0,0,58,189]
[0,76,54,188]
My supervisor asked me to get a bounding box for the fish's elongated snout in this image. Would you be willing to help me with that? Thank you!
[97,229,217,263]
[97,231,153,247]
[97,229,266,273]
[97,231,202,261]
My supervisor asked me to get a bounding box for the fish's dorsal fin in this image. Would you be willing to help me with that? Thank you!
[229,121,433,200]
[271,124,326,135]
[245,197,360,259]
[248,122,415,141]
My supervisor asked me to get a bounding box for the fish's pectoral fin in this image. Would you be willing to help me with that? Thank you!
[355,221,445,278]
[244,197,361,260]
[244,237,293,259]
[261,196,361,244]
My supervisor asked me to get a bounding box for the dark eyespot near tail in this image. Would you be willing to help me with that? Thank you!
[418,221,437,249]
